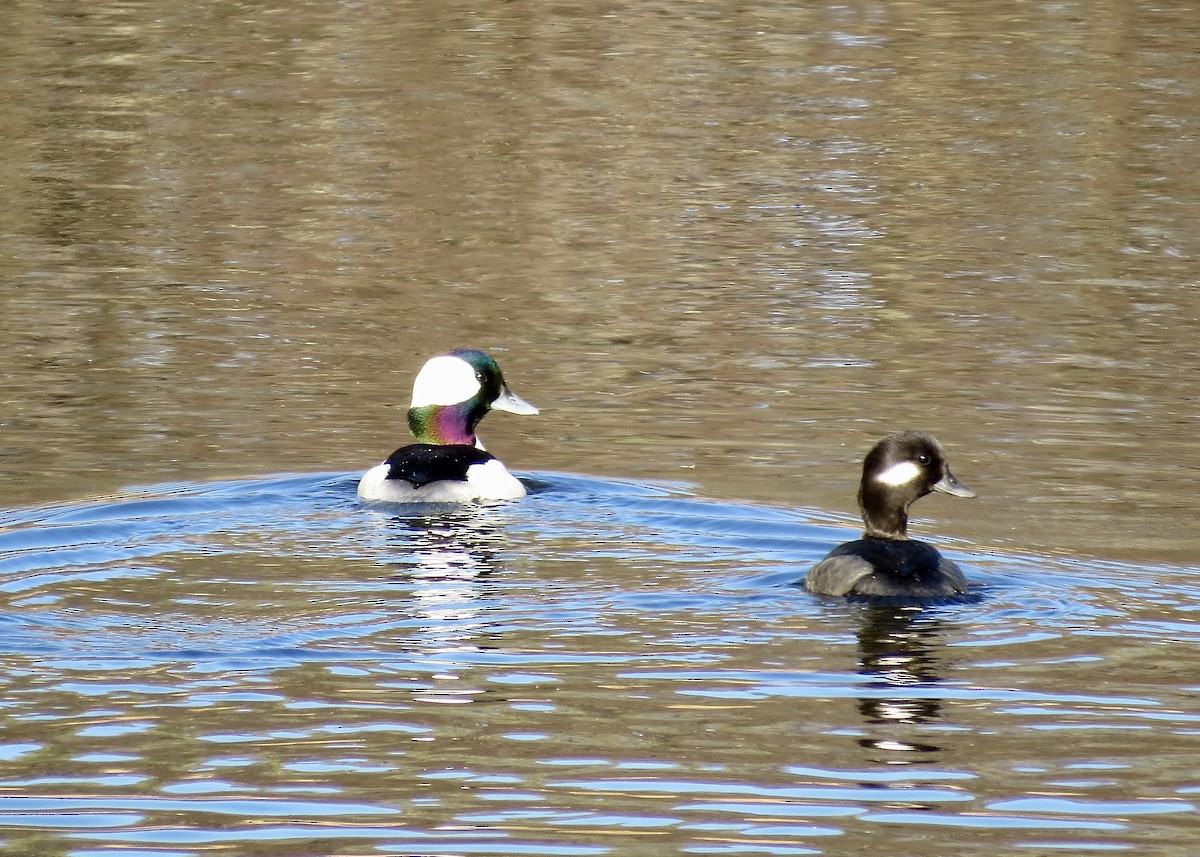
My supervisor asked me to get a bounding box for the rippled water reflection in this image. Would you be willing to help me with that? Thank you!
[1,0,1198,563]
[1,0,1199,853]
[0,474,1195,854]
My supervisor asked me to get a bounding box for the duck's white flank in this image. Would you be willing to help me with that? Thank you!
[464,459,527,499]
[357,459,526,503]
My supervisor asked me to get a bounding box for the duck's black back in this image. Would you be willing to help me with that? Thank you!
[384,443,495,487]
[804,537,966,599]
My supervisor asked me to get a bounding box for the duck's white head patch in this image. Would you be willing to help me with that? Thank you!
[410,355,480,408]
[875,460,922,487]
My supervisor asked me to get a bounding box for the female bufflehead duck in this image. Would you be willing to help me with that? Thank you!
[804,431,976,599]
[357,349,539,503]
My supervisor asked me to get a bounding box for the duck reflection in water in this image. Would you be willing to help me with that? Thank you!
[855,604,950,760]
[383,506,514,631]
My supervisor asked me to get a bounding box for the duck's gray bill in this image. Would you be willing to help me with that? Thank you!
[492,386,539,415]
[933,470,975,498]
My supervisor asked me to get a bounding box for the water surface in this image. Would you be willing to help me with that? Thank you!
[0,0,1197,562]
[0,472,1196,854]
[0,0,1198,853]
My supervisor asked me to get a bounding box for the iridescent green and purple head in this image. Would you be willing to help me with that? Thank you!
[407,349,538,447]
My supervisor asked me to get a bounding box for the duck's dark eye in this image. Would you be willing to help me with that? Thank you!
[917,453,930,465]
[475,372,485,382]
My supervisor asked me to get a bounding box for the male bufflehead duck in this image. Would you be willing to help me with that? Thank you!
[804,431,976,599]
[357,349,539,503]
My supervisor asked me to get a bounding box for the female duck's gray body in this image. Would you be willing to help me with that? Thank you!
[804,431,975,599]
[357,349,538,503]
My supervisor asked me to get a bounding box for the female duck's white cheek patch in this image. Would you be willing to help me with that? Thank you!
[410,355,481,407]
[875,460,922,487]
